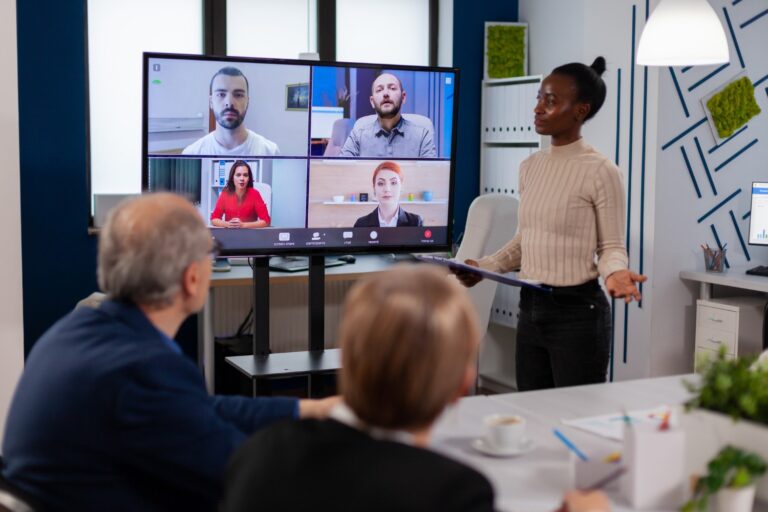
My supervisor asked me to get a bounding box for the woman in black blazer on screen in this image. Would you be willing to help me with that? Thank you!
[353,161,423,228]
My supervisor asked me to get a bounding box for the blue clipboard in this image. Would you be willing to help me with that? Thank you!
[415,255,553,293]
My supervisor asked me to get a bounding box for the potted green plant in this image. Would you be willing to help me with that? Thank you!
[680,348,768,502]
[681,445,766,512]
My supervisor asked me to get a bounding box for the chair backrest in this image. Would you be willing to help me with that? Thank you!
[453,194,519,337]
[252,182,272,216]
[323,118,354,157]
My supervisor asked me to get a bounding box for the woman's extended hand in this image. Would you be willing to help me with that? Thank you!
[451,259,484,288]
[227,218,242,228]
[605,269,647,303]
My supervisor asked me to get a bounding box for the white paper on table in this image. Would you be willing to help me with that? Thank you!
[560,406,671,441]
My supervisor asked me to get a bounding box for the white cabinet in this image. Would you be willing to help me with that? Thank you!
[694,297,766,372]
[479,76,545,329]
[476,76,545,392]
[479,76,545,201]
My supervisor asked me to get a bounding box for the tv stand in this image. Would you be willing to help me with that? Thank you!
[226,255,340,397]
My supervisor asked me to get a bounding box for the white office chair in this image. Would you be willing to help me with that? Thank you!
[323,118,354,157]
[252,182,272,217]
[452,194,519,392]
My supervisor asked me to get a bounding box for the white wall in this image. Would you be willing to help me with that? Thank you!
[521,0,768,378]
[0,0,25,444]
[651,0,768,374]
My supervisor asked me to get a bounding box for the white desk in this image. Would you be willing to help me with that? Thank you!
[680,264,768,300]
[199,255,394,391]
[431,375,725,512]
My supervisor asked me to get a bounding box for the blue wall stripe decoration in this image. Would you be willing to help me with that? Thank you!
[723,7,746,69]
[687,63,730,92]
[765,86,768,98]
[626,3,637,258]
[639,62,649,303]
[610,299,616,381]
[710,224,731,269]
[694,136,718,195]
[623,301,629,364]
[708,125,748,153]
[681,146,703,198]
[615,69,622,165]
[732,0,742,4]
[697,188,742,223]
[729,209,751,261]
[661,117,707,150]
[714,138,759,172]
[754,74,768,88]
[743,210,751,220]
[740,8,768,29]
[681,66,693,73]
[668,68,690,118]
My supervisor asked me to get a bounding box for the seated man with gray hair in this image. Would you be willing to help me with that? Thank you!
[1,193,336,512]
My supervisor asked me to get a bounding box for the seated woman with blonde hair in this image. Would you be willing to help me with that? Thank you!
[220,265,609,512]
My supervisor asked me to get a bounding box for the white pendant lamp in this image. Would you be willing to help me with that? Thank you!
[637,0,730,66]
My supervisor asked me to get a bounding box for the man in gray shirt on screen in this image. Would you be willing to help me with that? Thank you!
[340,73,437,158]
[183,66,280,156]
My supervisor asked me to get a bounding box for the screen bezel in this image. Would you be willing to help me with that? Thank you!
[748,181,768,247]
[141,52,460,257]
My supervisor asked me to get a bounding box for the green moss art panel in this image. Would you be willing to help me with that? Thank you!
[486,25,526,79]
[706,77,762,138]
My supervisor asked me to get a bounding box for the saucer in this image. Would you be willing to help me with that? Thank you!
[471,437,535,458]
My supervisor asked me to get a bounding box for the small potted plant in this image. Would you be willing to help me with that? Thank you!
[681,445,766,512]
[681,348,768,501]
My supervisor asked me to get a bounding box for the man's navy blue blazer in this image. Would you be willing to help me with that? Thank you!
[1,299,297,512]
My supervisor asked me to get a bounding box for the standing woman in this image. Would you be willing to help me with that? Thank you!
[454,57,646,391]
[210,160,270,229]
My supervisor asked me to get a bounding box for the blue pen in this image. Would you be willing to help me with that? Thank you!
[553,429,589,461]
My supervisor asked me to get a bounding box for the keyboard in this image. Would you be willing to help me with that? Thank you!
[746,265,768,277]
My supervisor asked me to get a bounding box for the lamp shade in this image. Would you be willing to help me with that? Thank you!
[637,0,729,66]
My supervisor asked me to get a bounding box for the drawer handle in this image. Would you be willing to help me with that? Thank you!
[706,338,722,344]
[707,317,723,323]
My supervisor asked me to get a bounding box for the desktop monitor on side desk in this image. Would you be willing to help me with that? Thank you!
[747,182,768,276]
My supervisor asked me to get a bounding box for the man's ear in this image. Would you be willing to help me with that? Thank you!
[369,95,375,109]
[401,90,407,105]
[181,262,199,298]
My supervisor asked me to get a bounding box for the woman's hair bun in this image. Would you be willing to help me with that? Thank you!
[590,56,606,76]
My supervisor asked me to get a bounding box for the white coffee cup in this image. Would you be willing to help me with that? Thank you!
[332,195,344,203]
[483,413,526,451]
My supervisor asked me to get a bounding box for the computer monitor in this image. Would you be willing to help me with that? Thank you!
[748,182,768,246]
[142,52,459,257]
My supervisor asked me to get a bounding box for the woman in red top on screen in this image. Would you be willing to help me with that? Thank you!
[210,160,271,228]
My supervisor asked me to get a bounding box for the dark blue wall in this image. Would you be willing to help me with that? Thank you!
[17,0,98,355]
[15,0,517,354]
[452,0,518,242]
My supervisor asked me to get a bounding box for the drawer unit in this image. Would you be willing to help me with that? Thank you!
[694,297,767,372]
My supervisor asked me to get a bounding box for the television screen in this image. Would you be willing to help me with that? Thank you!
[748,182,768,246]
[142,53,458,256]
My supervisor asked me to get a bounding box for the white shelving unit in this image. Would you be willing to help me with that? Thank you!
[477,75,546,392]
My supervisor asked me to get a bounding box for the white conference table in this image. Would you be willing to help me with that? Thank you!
[430,375,742,512]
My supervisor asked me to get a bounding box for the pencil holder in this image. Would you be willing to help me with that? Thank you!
[570,452,623,491]
[703,247,725,272]
[621,424,686,509]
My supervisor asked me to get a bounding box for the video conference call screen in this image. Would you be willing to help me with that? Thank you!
[142,53,458,256]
